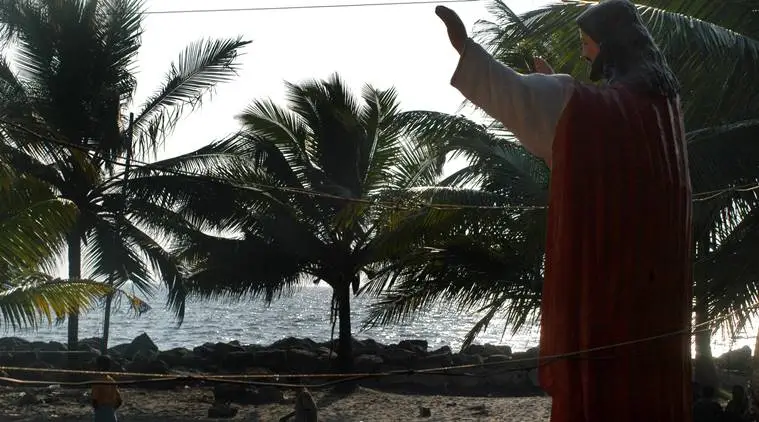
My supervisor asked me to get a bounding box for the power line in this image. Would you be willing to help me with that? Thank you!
[143,0,480,16]
[1,117,757,212]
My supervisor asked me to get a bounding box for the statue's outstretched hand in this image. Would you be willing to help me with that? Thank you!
[533,57,555,75]
[436,6,467,54]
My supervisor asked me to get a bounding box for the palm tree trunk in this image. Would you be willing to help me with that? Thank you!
[336,282,353,372]
[751,324,759,411]
[102,112,133,354]
[694,296,719,389]
[101,288,113,353]
[66,226,82,373]
[66,227,81,351]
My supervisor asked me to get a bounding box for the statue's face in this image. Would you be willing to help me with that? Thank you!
[580,30,600,63]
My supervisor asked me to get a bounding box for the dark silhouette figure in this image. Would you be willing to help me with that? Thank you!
[725,385,751,422]
[694,386,724,422]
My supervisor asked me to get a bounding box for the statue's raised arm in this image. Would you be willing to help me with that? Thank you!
[436,6,574,164]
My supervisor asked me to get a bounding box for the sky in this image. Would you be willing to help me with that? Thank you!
[41,0,555,278]
[131,0,551,161]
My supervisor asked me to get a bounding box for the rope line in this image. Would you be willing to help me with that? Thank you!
[143,0,482,15]
[0,305,749,390]
[2,118,757,213]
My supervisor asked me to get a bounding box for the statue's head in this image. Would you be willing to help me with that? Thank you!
[576,0,679,97]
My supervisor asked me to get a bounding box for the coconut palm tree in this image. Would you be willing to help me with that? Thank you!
[131,74,447,371]
[0,0,249,349]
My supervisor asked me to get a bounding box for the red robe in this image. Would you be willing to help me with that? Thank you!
[450,39,693,421]
[540,82,693,421]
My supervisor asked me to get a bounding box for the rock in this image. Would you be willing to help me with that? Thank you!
[431,346,452,355]
[125,350,169,375]
[286,348,324,373]
[381,346,416,366]
[270,337,319,351]
[351,338,384,356]
[717,346,752,372]
[355,354,384,372]
[452,353,483,366]
[193,342,244,365]
[399,340,428,354]
[414,351,454,370]
[485,354,511,364]
[30,341,67,352]
[208,402,238,418]
[79,337,104,351]
[107,342,130,357]
[157,347,194,367]
[124,333,158,360]
[251,349,287,372]
[221,351,256,371]
[462,344,512,357]
[0,337,30,351]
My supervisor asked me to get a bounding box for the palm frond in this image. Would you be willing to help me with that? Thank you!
[0,273,112,330]
[0,164,76,271]
[131,37,250,155]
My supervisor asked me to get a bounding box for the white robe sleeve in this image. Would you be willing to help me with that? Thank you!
[451,38,575,161]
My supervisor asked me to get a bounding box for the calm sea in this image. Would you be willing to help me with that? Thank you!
[6,284,753,357]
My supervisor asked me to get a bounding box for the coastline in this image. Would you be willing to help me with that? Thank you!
[0,333,552,420]
[0,333,752,420]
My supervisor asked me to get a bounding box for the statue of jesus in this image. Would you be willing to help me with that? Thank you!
[436,1,693,420]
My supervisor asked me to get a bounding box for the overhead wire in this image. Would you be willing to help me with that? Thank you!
[1,117,757,213]
[140,0,482,16]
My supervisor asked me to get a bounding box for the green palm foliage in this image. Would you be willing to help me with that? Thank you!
[363,113,547,347]
[131,74,446,370]
[366,0,759,352]
[0,0,249,348]
[0,161,126,329]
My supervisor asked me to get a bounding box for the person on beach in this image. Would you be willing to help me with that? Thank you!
[436,0,692,421]
[91,355,122,422]
[725,385,752,422]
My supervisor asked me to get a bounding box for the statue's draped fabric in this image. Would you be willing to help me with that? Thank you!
[451,38,692,422]
[540,83,692,422]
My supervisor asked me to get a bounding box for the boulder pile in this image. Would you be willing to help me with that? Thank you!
[0,334,544,396]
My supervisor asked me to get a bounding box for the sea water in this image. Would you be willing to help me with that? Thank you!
[7,284,753,356]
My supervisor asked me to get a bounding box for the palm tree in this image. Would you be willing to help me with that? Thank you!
[135,74,446,370]
[0,0,249,349]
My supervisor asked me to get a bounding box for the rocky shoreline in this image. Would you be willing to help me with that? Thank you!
[0,334,545,397]
[0,334,753,399]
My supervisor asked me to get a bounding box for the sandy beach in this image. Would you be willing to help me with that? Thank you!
[0,385,552,421]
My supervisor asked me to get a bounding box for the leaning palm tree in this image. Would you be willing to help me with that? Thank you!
[135,74,446,370]
[0,0,249,349]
